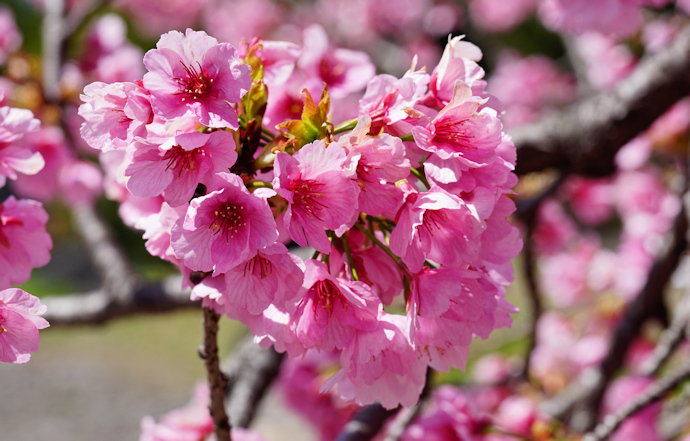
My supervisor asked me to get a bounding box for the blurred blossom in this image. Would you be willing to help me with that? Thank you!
[488,51,575,128]
[115,0,207,39]
[202,0,284,46]
[574,32,635,91]
[470,0,537,33]
[58,160,104,207]
[642,20,679,53]
[11,127,72,202]
[0,6,22,66]
[538,0,671,36]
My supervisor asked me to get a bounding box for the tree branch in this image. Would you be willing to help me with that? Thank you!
[41,275,196,325]
[335,404,399,441]
[201,307,232,441]
[513,25,690,177]
[224,339,285,429]
[639,289,690,376]
[541,196,688,431]
[582,360,690,441]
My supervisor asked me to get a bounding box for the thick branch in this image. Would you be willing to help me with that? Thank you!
[201,307,232,441]
[335,404,399,441]
[41,275,196,325]
[71,204,139,302]
[513,25,690,177]
[583,360,690,441]
[541,199,688,431]
[42,0,65,102]
[224,340,285,428]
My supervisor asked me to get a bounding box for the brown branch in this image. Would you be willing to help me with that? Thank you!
[335,403,399,441]
[541,198,688,431]
[41,275,196,325]
[224,339,285,428]
[201,307,232,441]
[582,359,690,441]
[639,289,690,376]
[513,25,690,177]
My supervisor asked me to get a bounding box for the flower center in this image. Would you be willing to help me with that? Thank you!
[173,61,214,101]
[417,210,447,239]
[434,119,474,148]
[312,279,345,318]
[243,254,273,279]
[319,54,346,86]
[291,179,328,221]
[161,145,199,177]
[209,203,245,243]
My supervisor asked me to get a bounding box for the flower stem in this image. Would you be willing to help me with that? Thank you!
[399,133,414,142]
[354,222,401,266]
[341,235,360,281]
[245,181,273,189]
[333,118,358,134]
[409,167,430,189]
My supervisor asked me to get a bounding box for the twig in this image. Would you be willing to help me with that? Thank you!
[201,307,232,441]
[513,25,690,177]
[541,196,689,431]
[582,360,690,441]
[224,339,285,428]
[640,290,690,376]
[514,175,566,378]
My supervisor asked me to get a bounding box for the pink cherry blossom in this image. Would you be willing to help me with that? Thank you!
[325,313,427,409]
[125,130,237,207]
[0,288,49,364]
[336,228,404,305]
[339,115,410,216]
[413,81,502,168]
[359,64,430,135]
[426,35,487,109]
[143,29,251,129]
[212,243,305,319]
[239,38,301,88]
[0,196,52,288]
[0,106,43,187]
[79,81,152,152]
[298,24,375,99]
[171,172,278,275]
[290,259,381,352]
[408,267,515,372]
[389,182,485,273]
[273,139,360,254]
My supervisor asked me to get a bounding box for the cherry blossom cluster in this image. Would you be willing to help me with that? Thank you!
[78,28,521,409]
[0,91,51,363]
